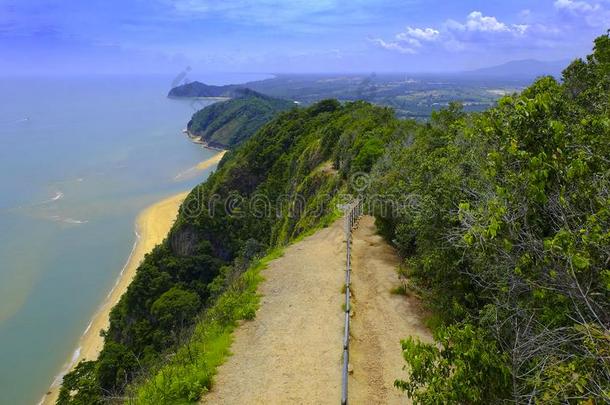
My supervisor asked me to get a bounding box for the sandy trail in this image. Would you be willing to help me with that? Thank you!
[349,215,433,404]
[202,219,346,405]
[202,215,432,404]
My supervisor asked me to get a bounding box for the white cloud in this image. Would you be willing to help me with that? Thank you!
[372,25,439,54]
[395,34,422,48]
[370,38,416,54]
[446,11,528,35]
[553,0,610,26]
[402,27,440,41]
[463,11,509,32]
[554,0,599,12]
[372,10,536,55]
[512,24,529,35]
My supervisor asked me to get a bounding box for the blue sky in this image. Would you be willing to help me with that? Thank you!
[1,0,608,75]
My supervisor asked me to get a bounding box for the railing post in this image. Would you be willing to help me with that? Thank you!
[341,348,349,405]
[341,199,363,405]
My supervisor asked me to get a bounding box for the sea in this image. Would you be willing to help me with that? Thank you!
[0,73,270,405]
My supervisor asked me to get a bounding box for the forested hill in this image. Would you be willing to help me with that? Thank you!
[168,81,244,98]
[187,89,295,148]
[58,98,397,404]
[58,33,609,404]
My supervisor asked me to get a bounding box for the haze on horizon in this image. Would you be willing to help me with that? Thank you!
[1,0,609,76]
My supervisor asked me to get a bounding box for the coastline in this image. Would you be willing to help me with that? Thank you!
[197,150,226,170]
[41,151,225,405]
[174,149,226,181]
[184,129,226,151]
[41,192,188,405]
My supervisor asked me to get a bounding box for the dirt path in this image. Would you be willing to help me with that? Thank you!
[202,219,346,404]
[349,215,433,404]
[202,215,431,404]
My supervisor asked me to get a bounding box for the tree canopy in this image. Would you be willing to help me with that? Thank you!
[376,31,609,403]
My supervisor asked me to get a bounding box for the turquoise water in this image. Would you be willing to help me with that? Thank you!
[0,74,268,405]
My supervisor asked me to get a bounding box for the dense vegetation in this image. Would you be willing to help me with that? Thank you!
[187,89,295,148]
[372,33,609,403]
[58,99,398,403]
[167,81,245,98]
[59,33,609,404]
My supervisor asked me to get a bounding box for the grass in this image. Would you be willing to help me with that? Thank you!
[131,248,283,404]
[288,183,344,244]
[423,313,444,333]
[131,186,345,404]
[390,283,409,296]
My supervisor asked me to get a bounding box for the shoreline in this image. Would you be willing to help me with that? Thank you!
[41,151,225,405]
[174,149,226,181]
[184,129,226,151]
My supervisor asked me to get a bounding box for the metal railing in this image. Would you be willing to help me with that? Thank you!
[341,199,362,405]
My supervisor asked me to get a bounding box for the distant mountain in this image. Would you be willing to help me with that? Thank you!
[168,81,245,98]
[465,59,568,79]
[187,89,295,148]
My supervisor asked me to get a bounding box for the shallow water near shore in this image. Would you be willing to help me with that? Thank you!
[0,73,267,405]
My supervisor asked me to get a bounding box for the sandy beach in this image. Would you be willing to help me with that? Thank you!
[174,150,226,181]
[41,152,224,405]
[196,150,226,170]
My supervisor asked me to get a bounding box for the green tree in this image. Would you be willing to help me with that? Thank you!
[381,32,610,403]
[151,286,201,331]
[97,342,139,394]
[57,361,102,405]
[395,324,511,404]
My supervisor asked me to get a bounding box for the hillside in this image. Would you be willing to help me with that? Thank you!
[187,89,295,148]
[167,81,242,98]
[58,33,609,405]
[58,98,397,404]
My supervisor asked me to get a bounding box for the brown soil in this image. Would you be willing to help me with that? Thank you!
[202,219,346,404]
[349,215,433,404]
[202,215,431,404]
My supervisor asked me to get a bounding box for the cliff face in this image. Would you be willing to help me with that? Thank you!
[186,90,295,148]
